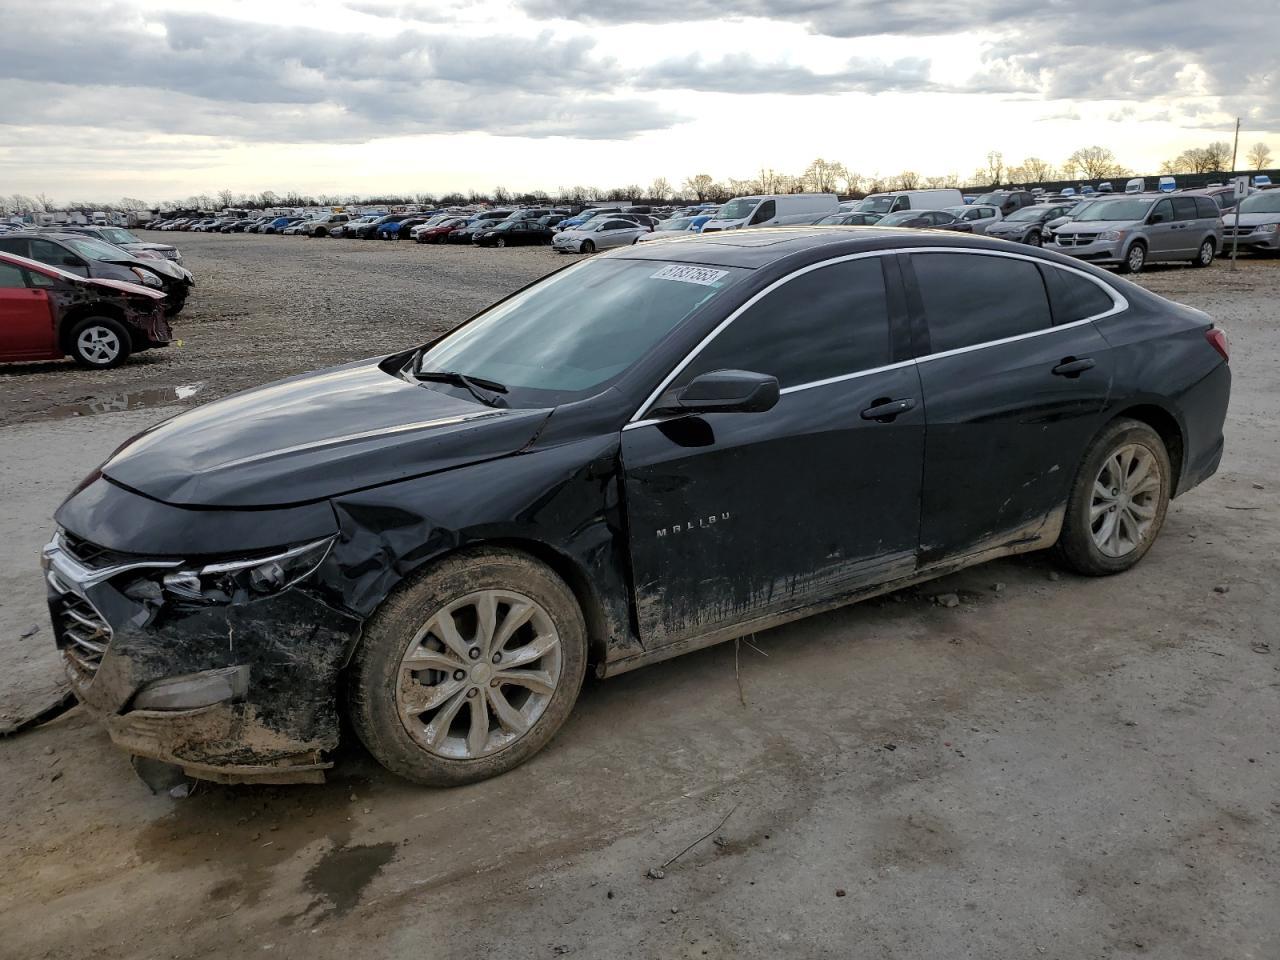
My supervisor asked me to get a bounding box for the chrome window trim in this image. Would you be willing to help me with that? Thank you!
[624,246,1127,429]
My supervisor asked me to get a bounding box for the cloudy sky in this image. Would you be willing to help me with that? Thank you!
[2,0,1275,202]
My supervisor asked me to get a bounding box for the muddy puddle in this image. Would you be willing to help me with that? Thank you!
[32,382,205,420]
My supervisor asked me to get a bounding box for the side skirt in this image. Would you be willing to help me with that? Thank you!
[597,507,1063,679]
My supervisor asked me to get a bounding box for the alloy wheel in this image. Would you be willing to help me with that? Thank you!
[1199,241,1214,265]
[1090,443,1161,558]
[77,325,121,365]
[1127,244,1145,273]
[397,590,563,760]
[496,238,506,247]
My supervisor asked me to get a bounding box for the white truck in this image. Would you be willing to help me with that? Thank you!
[851,189,965,215]
[699,194,839,232]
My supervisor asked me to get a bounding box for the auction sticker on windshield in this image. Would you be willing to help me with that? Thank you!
[650,264,730,286]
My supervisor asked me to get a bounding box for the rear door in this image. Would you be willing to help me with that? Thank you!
[0,261,57,360]
[1170,197,1200,256]
[904,250,1116,562]
[621,254,923,648]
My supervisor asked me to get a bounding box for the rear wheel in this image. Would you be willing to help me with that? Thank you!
[495,238,506,248]
[1192,238,1215,267]
[1027,230,1042,246]
[1055,418,1171,576]
[1119,241,1146,274]
[347,548,588,786]
[69,316,131,368]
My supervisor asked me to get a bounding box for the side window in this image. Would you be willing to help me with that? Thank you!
[0,263,26,288]
[1171,197,1197,221]
[1040,266,1116,325]
[750,200,776,225]
[602,220,628,231]
[1151,198,1173,223]
[1195,198,1220,219]
[29,239,67,264]
[912,253,1051,353]
[0,238,27,256]
[674,258,891,391]
[892,197,909,211]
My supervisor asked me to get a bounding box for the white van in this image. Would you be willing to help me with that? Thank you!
[700,194,838,232]
[853,189,964,215]
[1125,178,1146,194]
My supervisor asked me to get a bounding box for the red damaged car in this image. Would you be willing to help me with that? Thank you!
[0,251,172,368]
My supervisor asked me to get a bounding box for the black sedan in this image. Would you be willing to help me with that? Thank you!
[0,232,194,315]
[473,221,553,247]
[878,209,972,231]
[44,229,1230,790]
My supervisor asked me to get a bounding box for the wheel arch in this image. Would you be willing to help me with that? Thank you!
[58,302,130,354]
[1108,403,1185,493]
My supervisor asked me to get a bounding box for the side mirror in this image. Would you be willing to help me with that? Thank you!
[667,370,779,415]
[1149,212,1166,224]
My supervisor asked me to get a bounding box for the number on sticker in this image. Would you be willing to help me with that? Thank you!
[650,265,729,286]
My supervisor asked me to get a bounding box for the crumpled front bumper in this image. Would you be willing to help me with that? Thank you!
[42,535,362,784]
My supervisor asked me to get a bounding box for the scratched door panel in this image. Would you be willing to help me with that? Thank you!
[619,365,924,648]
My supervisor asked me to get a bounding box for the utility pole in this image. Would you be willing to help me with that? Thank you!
[1231,117,1241,173]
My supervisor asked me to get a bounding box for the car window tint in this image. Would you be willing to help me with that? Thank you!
[0,238,27,256]
[753,200,775,223]
[0,262,25,287]
[1171,197,1197,221]
[1195,198,1220,219]
[677,257,891,389]
[1152,198,1173,222]
[29,239,67,264]
[912,253,1051,352]
[1040,266,1115,325]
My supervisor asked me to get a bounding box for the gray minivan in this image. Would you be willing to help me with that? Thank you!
[1051,194,1223,273]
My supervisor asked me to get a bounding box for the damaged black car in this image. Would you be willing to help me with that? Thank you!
[44,228,1231,789]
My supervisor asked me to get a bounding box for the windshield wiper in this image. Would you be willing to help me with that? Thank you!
[414,369,508,408]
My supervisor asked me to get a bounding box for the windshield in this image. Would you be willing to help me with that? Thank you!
[879,211,918,226]
[1004,207,1046,222]
[100,228,138,244]
[660,217,693,231]
[715,199,759,220]
[1239,193,1280,214]
[64,236,131,260]
[816,214,849,225]
[854,196,895,213]
[1075,199,1154,222]
[412,259,748,406]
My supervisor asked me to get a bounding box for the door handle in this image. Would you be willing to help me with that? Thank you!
[1052,357,1095,377]
[861,397,916,421]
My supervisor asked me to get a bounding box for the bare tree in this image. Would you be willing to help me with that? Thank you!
[839,168,862,195]
[683,173,715,202]
[803,157,845,193]
[650,176,671,200]
[1064,146,1120,180]
[895,170,920,190]
[493,186,512,203]
[985,151,1005,185]
[32,192,55,212]
[1020,156,1054,181]
[1163,142,1232,175]
[1247,142,1273,170]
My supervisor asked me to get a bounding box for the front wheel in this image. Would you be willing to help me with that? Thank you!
[1192,239,1215,267]
[580,240,595,254]
[495,238,506,248]
[1055,418,1171,576]
[347,548,588,786]
[69,316,131,368]
[1027,230,1042,246]
[1119,241,1146,274]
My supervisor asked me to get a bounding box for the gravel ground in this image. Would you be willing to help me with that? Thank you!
[1,234,1276,960]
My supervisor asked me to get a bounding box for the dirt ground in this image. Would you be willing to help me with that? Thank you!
[1,234,1276,960]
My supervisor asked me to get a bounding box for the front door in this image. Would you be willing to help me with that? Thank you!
[0,262,56,360]
[904,251,1114,561]
[621,255,924,648]
[1145,198,1180,260]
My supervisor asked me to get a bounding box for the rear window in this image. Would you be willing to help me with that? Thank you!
[912,252,1052,353]
[1040,266,1116,325]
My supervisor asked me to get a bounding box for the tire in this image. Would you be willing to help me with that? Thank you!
[496,238,506,248]
[580,240,595,254]
[1055,418,1171,576]
[69,316,131,368]
[1119,241,1146,274]
[347,548,588,787]
[1027,230,1042,246]
[314,228,327,238]
[1192,238,1215,267]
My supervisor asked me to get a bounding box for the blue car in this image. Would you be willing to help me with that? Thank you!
[262,216,301,234]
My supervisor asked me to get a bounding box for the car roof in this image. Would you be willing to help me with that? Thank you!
[606,226,1076,270]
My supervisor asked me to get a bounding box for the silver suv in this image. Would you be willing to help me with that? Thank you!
[1051,194,1223,273]
[1221,190,1280,253]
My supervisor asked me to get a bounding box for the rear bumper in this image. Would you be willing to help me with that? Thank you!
[1175,361,1231,497]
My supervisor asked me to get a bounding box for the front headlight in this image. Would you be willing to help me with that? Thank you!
[129,267,163,287]
[1254,223,1279,233]
[159,536,335,603]
[1098,230,1125,241]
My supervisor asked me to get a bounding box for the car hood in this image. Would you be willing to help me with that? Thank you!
[987,220,1039,231]
[1054,220,1136,232]
[1229,212,1280,226]
[100,359,553,508]
[124,241,177,253]
[86,277,167,299]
